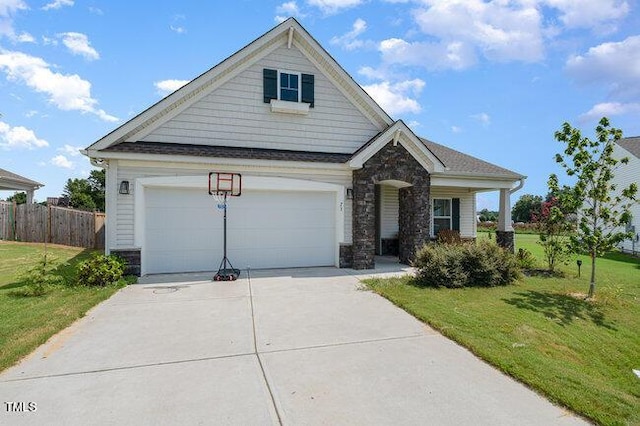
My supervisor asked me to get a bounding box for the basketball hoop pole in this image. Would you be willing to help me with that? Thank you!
[210,172,242,282]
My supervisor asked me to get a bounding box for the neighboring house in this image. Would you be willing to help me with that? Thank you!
[613,137,640,255]
[0,168,43,204]
[85,18,524,276]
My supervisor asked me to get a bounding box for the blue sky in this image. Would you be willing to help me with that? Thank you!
[1,0,639,210]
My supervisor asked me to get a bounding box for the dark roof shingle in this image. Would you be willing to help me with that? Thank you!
[419,138,523,178]
[0,168,43,188]
[617,136,640,159]
[104,142,352,163]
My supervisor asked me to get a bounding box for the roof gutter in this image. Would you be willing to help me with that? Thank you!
[510,177,526,194]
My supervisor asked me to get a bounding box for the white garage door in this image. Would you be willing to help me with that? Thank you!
[145,187,336,274]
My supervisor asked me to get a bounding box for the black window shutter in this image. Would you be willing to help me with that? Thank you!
[263,69,277,103]
[452,198,460,231]
[301,73,314,107]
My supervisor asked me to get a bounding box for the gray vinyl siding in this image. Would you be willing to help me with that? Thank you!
[141,45,380,153]
[430,188,476,238]
[613,144,640,253]
[112,163,353,249]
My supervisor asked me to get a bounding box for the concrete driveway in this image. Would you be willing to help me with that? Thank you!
[0,264,587,425]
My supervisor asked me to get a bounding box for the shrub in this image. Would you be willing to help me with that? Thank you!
[76,254,126,287]
[414,240,520,288]
[516,248,537,270]
[11,253,65,297]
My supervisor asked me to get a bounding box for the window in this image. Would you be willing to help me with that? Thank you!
[433,199,452,235]
[279,72,299,102]
[263,68,314,108]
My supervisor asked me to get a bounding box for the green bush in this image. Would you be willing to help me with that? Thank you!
[414,240,520,288]
[515,248,537,270]
[11,253,65,297]
[76,254,126,287]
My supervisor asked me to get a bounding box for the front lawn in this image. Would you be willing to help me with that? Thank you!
[0,241,127,372]
[365,233,639,426]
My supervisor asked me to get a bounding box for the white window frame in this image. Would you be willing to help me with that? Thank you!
[432,198,452,235]
[277,70,302,103]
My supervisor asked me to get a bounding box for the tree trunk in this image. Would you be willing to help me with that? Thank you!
[588,251,596,299]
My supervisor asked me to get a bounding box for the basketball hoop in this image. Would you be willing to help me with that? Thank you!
[208,172,242,282]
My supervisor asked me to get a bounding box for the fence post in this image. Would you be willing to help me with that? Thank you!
[12,201,17,241]
[48,204,52,244]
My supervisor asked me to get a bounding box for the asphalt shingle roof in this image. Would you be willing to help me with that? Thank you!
[0,168,43,188]
[104,142,353,163]
[419,138,523,179]
[617,136,640,159]
[104,138,523,180]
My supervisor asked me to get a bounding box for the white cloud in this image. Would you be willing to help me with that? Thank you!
[58,144,83,157]
[154,79,190,96]
[330,18,369,50]
[50,154,73,169]
[379,37,477,70]
[170,14,186,34]
[15,32,34,42]
[307,0,362,14]
[362,78,425,116]
[0,0,28,42]
[42,0,74,11]
[358,66,387,81]
[170,25,186,34]
[0,49,118,121]
[580,102,640,121]
[471,112,491,126]
[275,1,304,22]
[565,35,640,100]
[412,0,545,65]
[451,125,462,133]
[0,121,49,150]
[544,0,629,30]
[58,32,99,60]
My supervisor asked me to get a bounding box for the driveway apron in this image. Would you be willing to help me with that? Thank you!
[0,267,587,425]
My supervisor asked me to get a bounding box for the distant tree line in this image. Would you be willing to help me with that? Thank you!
[3,169,105,212]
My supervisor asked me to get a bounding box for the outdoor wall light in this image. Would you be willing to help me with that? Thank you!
[346,188,354,200]
[119,180,130,195]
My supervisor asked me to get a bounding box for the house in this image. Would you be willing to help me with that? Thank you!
[0,168,43,204]
[85,18,524,276]
[613,137,640,255]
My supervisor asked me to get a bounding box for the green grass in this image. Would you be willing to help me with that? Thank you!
[365,233,640,426]
[0,241,128,372]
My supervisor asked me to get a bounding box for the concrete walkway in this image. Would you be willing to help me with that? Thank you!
[0,264,587,425]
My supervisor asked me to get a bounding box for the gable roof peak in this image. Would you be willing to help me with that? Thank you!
[86,18,392,154]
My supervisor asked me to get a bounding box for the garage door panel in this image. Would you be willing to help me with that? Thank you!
[145,187,335,274]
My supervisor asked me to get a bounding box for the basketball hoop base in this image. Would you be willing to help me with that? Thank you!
[213,268,241,281]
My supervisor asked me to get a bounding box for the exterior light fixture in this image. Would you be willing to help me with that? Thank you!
[576,259,582,277]
[119,180,130,195]
[346,188,354,200]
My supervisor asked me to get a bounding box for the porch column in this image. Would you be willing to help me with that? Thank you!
[26,189,35,204]
[352,175,375,269]
[496,188,515,252]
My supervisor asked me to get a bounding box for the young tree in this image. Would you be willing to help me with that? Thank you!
[512,194,543,222]
[551,117,637,298]
[532,194,572,272]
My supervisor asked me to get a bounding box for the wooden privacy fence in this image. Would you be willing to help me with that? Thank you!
[0,202,105,249]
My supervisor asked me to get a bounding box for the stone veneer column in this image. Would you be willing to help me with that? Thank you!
[497,188,515,253]
[352,175,376,269]
[352,141,431,269]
